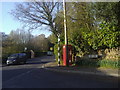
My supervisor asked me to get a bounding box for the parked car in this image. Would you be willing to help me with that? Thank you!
[6,53,27,65]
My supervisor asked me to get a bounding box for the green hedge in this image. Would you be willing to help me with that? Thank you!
[75,59,120,69]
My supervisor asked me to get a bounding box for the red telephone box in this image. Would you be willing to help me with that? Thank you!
[63,45,72,66]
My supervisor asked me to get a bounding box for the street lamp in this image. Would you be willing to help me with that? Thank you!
[63,0,69,66]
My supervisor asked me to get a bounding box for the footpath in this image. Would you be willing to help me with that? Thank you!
[42,61,120,78]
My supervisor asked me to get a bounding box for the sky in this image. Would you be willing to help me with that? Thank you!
[0,2,52,37]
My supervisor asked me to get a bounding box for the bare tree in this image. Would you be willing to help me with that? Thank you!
[9,28,33,45]
[31,34,49,52]
[11,2,62,37]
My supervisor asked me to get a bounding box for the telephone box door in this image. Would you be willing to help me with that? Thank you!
[63,45,72,66]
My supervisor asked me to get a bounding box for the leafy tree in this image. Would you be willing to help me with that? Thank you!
[93,2,118,23]
[88,2,120,49]
[65,2,119,55]
[65,2,94,55]
[97,21,120,49]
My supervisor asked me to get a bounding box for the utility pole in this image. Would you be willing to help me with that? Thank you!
[63,0,67,45]
[63,0,69,66]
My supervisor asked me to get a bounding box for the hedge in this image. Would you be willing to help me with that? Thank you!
[75,59,120,69]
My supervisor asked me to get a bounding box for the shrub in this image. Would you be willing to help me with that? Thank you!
[75,59,119,69]
[34,52,47,57]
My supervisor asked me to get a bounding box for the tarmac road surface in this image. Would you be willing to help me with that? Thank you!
[2,55,118,88]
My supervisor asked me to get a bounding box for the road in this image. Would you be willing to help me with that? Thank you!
[2,55,118,88]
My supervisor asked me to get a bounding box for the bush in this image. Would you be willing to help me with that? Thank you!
[75,59,119,69]
[99,60,119,68]
[34,52,47,57]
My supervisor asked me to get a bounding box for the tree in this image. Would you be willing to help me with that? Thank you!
[2,28,35,61]
[47,33,57,44]
[97,21,120,49]
[88,2,120,49]
[31,34,49,52]
[65,2,94,54]
[11,2,62,37]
